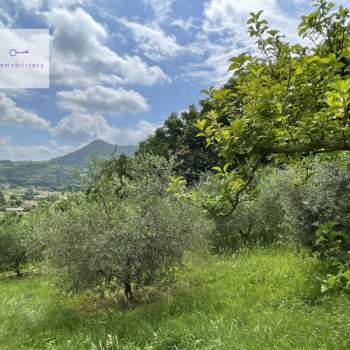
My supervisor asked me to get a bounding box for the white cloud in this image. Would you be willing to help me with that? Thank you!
[293,0,348,6]
[0,4,15,27]
[203,0,292,35]
[56,86,149,115]
[0,88,32,98]
[0,113,158,160]
[15,0,90,13]
[113,55,171,86]
[125,119,158,144]
[44,7,169,87]
[185,42,242,85]
[0,136,75,161]
[0,136,10,146]
[0,93,49,129]
[186,0,305,86]
[142,0,174,23]
[171,17,197,31]
[119,19,182,61]
[55,113,120,143]
[55,113,158,144]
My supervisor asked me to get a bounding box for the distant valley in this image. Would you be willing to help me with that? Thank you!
[0,140,137,190]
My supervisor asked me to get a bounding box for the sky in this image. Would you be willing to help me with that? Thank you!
[0,0,348,161]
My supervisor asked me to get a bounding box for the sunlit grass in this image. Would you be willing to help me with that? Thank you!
[1,248,350,349]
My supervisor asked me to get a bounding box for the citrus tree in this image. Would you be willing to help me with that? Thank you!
[196,0,350,214]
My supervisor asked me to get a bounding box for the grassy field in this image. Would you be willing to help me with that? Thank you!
[1,248,350,350]
[1,185,60,201]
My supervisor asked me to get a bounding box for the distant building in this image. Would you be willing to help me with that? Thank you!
[34,195,48,201]
[5,207,24,214]
[23,201,38,211]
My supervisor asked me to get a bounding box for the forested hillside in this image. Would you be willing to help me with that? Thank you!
[0,160,77,190]
[51,140,136,168]
[0,141,136,189]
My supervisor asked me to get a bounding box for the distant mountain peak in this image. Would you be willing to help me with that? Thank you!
[50,140,136,168]
[87,139,114,146]
[0,140,137,190]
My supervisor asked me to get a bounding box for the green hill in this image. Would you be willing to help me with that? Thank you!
[50,140,136,168]
[0,140,137,190]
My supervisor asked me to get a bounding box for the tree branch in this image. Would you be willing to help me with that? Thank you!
[270,140,350,155]
[219,139,350,217]
[219,155,266,217]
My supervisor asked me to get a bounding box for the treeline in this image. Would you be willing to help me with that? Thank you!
[0,161,79,191]
[137,103,223,183]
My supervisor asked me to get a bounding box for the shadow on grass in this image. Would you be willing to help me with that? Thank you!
[0,270,43,284]
[3,277,213,349]
[2,250,335,349]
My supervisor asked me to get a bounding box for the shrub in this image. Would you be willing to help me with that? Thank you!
[286,155,350,251]
[196,171,295,252]
[198,155,350,250]
[0,214,27,276]
[23,189,36,200]
[40,155,204,300]
[315,221,350,292]
[197,155,350,291]
[0,190,5,207]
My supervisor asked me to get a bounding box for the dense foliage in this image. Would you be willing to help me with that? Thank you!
[0,190,5,207]
[186,155,350,291]
[170,0,350,291]
[23,188,36,200]
[34,155,209,300]
[0,160,79,191]
[138,105,220,183]
[196,0,350,212]
[0,214,27,276]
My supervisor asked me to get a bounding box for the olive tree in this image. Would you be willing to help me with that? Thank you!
[0,214,27,277]
[41,155,203,300]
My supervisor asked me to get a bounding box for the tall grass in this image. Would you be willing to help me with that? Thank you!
[1,248,350,349]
